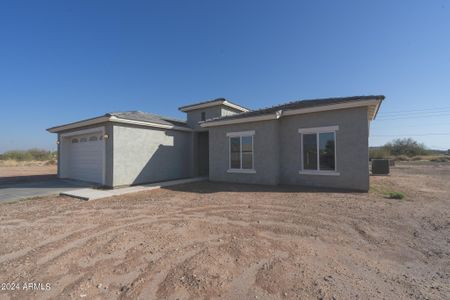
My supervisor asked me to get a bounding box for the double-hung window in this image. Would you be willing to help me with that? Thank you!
[227,131,255,173]
[298,126,339,175]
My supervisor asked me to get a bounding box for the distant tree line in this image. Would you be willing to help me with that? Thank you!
[0,149,57,161]
[370,138,429,159]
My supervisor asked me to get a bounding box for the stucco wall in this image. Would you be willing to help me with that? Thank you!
[186,105,242,129]
[279,107,369,191]
[112,123,192,186]
[221,106,243,117]
[186,106,222,129]
[209,120,280,185]
[208,107,370,191]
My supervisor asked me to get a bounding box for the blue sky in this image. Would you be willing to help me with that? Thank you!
[1,0,449,152]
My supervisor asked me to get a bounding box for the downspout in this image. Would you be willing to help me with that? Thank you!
[275,110,283,185]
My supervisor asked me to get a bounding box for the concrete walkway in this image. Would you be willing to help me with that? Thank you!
[61,177,208,200]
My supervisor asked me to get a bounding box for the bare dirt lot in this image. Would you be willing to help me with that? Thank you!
[0,162,449,300]
[0,161,56,184]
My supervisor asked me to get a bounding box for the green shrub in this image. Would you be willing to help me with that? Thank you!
[388,192,405,199]
[384,138,429,157]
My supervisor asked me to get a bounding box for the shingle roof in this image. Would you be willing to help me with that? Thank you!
[178,98,250,112]
[203,95,385,123]
[108,111,188,128]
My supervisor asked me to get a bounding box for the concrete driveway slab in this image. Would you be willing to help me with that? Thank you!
[0,179,92,203]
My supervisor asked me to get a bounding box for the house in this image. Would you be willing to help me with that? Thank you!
[47,95,384,191]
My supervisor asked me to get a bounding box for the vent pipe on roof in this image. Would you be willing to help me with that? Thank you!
[275,110,283,119]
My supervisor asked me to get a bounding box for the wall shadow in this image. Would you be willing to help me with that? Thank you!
[162,180,366,194]
[132,130,192,185]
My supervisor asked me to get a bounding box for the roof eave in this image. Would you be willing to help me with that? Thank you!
[179,100,249,113]
[201,97,384,128]
[47,116,192,133]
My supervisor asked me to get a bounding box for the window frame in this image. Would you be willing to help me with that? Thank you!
[226,130,255,174]
[298,126,340,176]
[200,111,206,121]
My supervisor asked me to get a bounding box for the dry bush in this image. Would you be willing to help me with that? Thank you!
[395,155,410,161]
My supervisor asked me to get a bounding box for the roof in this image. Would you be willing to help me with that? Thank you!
[178,98,250,112]
[202,95,385,127]
[47,111,191,133]
[107,111,187,127]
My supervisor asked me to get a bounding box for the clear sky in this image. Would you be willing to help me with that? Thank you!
[1,0,449,153]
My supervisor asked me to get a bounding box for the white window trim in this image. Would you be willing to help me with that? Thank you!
[299,126,340,176]
[227,169,256,174]
[226,130,255,137]
[227,131,255,173]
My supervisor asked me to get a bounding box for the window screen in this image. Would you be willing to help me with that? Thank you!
[303,134,317,170]
[230,137,241,169]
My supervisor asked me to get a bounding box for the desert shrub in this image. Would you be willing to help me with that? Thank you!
[45,159,57,165]
[384,138,428,157]
[0,149,54,161]
[430,156,449,163]
[395,155,410,161]
[369,147,390,159]
[388,192,405,199]
[411,156,422,161]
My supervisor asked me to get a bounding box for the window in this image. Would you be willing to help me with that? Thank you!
[71,138,79,143]
[80,137,87,143]
[227,131,255,173]
[89,136,98,141]
[298,126,339,175]
[201,111,206,121]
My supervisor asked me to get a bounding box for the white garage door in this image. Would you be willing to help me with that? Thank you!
[68,133,104,184]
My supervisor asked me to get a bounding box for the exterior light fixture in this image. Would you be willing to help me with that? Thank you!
[56,140,60,145]
[103,134,109,139]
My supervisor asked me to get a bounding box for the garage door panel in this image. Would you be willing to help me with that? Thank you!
[66,133,104,184]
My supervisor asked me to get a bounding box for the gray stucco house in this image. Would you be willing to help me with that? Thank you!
[47,95,384,191]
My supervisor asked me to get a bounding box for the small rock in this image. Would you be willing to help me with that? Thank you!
[97,284,102,289]
[283,292,288,297]
[120,286,129,292]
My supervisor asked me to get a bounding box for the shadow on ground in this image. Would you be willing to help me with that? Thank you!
[162,180,364,194]
[0,174,57,185]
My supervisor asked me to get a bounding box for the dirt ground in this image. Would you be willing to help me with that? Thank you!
[0,162,449,300]
[0,161,56,178]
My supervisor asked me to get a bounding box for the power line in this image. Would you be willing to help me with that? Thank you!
[378,108,450,118]
[373,121,450,128]
[376,112,450,121]
[378,106,450,115]
[372,133,450,137]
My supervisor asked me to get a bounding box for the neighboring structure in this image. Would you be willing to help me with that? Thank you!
[47,95,384,191]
